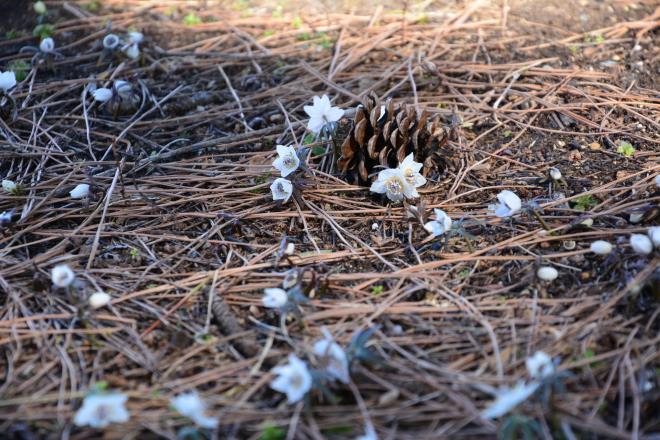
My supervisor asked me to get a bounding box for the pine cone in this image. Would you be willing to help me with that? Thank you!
[336,93,448,185]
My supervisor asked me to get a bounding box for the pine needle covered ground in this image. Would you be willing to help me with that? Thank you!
[0,0,659,438]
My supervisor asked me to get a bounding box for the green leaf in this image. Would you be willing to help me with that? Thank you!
[572,194,597,212]
[616,141,635,157]
[92,381,108,392]
[371,285,384,296]
[503,129,512,137]
[33,24,55,39]
[258,424,286,440]
[183,12,202,26]
[291,16,303,29]
[8,60,29,82]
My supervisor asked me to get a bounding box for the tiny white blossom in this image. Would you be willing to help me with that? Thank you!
[74,393,129,428]
[40,37,55,53]
[92,88,113,102]
[170,392,218,429]
[70,183,90,199]
[284,243,295,255]
[537,266,558,281]
[371,222,379,231]
[355,424,378,440]
[629,212,644,224]
[526,351,555,380]
[630,234,653,255]
[127,32,144,44]
[423,208,452,238]
[113,80,133,98]
[0,71,17,93]
[398,153,427,189]
[272,145,300,177]
[0,210,12,225]
[103,34,120,50]
[270,178,293,203]
[2,179,17,194]
[590,240,613,255]
[262,288,288,308]
[313,329,349,384]
[51,264,74,287]
[123,43,140,59]
[370,168,416,202]
[549,167,562,181]
[303,94,344,134]
[270,354,312,404]
[648,227,660,248]
[655,175,660,187]
[89,292,112,309]
[489,190,522,217]
[481,381,540,419]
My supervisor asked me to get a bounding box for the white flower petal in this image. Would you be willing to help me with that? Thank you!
[537,266,558,281]
[74,394,129,428]
[270,178,293,203]
[0,71,17,92]
[270,354,312,404]
[123,43,140,59]
[51,264,74,287]
[170,392,218,429]
[89,292,111,309]
[313,335,349,384]
[128,32,144,44]
[481,381,539,419]
[262,288,288,308]
[103,34,120,50]
[526,351,555,379]
[630,234,653,255]
[40,37,54,53]
[648,227,660,248]
[2,179,17,194]
[92,88,113,102]
[590,240,613,255]
[496,190,521,215]
[70,183,90,199]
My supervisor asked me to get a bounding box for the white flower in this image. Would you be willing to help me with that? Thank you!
[648,227,660,248]
[51,264,75,287]
[629,212,644,224]
[270,178,293,203]
[103,34,120,50]
[272,145,300,177]
[89,292,112,309]
[481,381,540,419]
[2,179,17,194]
[630,234,653,255]
[170,392,218,429]
[70,183,90,199]
[423,208,452,238]
[313,330,349,384]
[537,266,558,281]
[0,71,17,93]
[526,351,555,380]
[590,240,613,255]
[355,424,378,440]
[127,32,144,44]
[398,153,427,188]
[33,1,47,15]
[489,190,522,217]
[92,88,113,102]
[123,43,140,59]
[656,175,660,188]
[284,243,295,255]
[303,94,344,134]
[40,37,55,53]
[549,167,562,181]
[370,168,416,202]
[74,393,129,428]
[262,288,288,308]
[113,80,133,98]
[0,210,12,225]
[270,354,312,404]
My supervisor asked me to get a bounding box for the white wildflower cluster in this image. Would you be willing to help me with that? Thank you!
[74,389,218,430]
[269,328,351,404]
[370,154,427,202]
[269,144,299,204]
[481,351,556,419]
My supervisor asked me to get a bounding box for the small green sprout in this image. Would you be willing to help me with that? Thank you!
[8,60,30,82]
[371,285,384,296]
[572,194,597,212]
[616,141,635,157]
[183,12,202,26]
[262,29,276,38]
[503,129,512,137]
[291,16,303,29]
[568,45,579,54]
[129,248,139,259]
[32,24,54,39]
[258,424,286,440]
